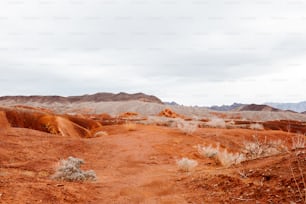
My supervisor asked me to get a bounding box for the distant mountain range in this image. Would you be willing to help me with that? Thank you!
[0,92,163,104]
[1,92,305,113]
[209,101,306,113]
[265,101,306,113]
[209,103,282,112]
[209,103,245,111]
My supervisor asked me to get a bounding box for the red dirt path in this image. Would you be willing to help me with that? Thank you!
[0,123,305,203]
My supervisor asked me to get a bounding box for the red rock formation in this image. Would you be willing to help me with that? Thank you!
[0,107,103,137]
[158,108,183,118]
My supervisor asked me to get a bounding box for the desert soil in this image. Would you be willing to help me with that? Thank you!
[0,123,305,203]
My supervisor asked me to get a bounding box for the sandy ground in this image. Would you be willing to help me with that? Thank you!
[0,123,305,203]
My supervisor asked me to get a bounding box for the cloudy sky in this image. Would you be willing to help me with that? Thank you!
[1,0,306,106]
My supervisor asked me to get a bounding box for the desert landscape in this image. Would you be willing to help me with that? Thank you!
[0,93,305,203]
[2,0,306,203]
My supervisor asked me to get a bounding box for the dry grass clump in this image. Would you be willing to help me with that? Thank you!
[292,134,305,150]
[198,144,244,167]
[290,153,306,203]
[197,144,219,158]
[243,135,287,160]
[250,123,264,130]
[176,119,198,135]
[52,156,97,182]
[198,135,287,167]
[124,122,137,131]
[142,116,178,127]
[93,131,108,137]
[206,118,226,128]
[216,149,245,167]
[176,157,198,172]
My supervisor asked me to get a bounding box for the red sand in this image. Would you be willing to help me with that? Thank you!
[0,107,305,203]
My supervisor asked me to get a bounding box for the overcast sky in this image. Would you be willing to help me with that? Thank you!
[1,0,306,106]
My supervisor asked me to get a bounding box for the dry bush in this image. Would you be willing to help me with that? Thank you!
[197,144,244,167]
[52,156,97,182]
[250,123,264,130]
[124,122,137,131]
[290,152,306,203]
[176,157,198,172]
[292,134,305,150]
[197,144,219,158]
[143,116,178,127]
[176,119,198,135]
[216,149,245,167]
[93,131,108,137]
[243,135,287,160]
[206,118,226,128]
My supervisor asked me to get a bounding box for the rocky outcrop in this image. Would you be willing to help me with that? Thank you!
[0,106,102,138]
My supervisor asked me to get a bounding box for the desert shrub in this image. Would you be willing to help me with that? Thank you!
[143,116,178,127]
[197,144,244,167]
[206,118,226,128]
[250,123,264,130]
[93,131,108,137]
[216,149,245,167]
[292,134,306,150]
[197,144,219,158]
[176,119,198,135]
[52,156,97,182]
[290,153,306,203]
[243,135,287,160]
[176,157,198,172]
[124,122,137,131]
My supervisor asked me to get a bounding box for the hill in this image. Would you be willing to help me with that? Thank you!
[209,103,244,111]
[266,101,306,113]
[236,104,281,112]
[0,92,163,104]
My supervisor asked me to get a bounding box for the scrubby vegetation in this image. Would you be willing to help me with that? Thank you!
[243,135,287,160]
[52,156,97,182]
[177,157,198,172]
[206,118,226,128]
[197,144,219,158]
[250,123,264,130]
[292,134,305,150]
[176,119,198,135]
[216,149,245,167]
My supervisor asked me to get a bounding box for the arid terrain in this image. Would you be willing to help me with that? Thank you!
[0,95,305,203]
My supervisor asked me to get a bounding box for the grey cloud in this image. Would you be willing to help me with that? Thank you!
[1,0,306,104]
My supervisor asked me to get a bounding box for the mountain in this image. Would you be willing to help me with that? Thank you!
[236,104,281,112]
[0,92,163,104]
[164,101,179,106]
[266,101,306,113]
[210,103,282,112]
[209,103,244,111]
